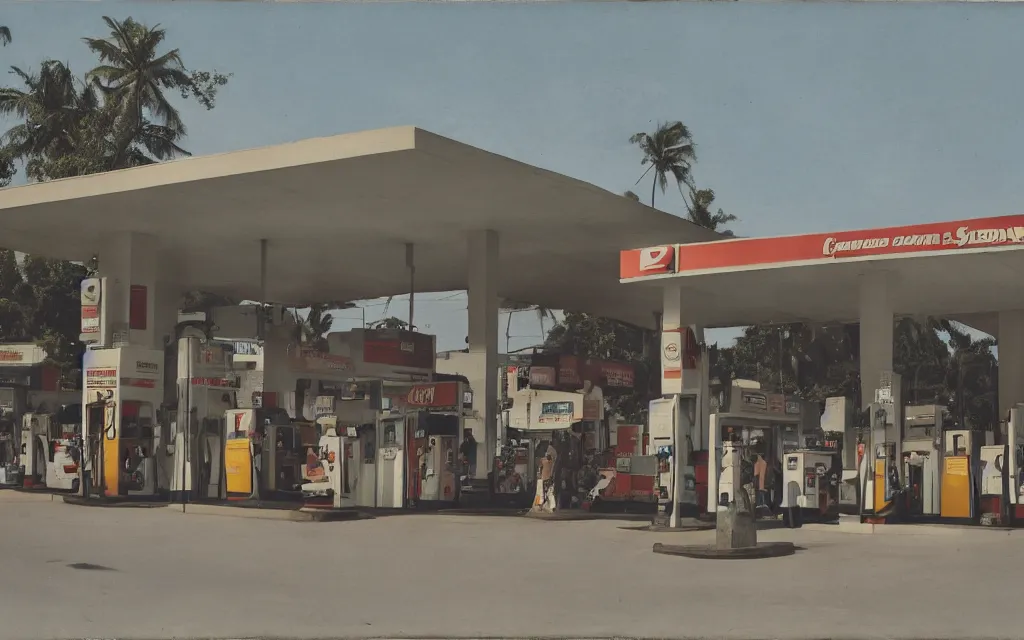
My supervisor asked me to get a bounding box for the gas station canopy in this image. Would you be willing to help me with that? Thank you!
[0,126,720,328]
[620,214,1024,333]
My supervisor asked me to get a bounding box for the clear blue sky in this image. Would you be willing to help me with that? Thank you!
[1,1,1017,351]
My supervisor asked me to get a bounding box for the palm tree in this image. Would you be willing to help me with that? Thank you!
[83,16,193,169]
[304,304,334,350]
[629,121,697,209]
[0,26,11,47]
[0,61,97,161]
[686,186,737,236]
[0,57,187,180]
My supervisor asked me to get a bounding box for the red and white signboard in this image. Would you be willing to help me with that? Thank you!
[80,278,102,339]
[621,215,1024,279]
[620,245,677,279]
[86,368,117,389]
[400,382,460,410]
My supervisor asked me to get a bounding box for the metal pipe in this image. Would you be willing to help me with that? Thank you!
[258,239,268,340]
[181,335,193,512]
[406,243,415,330]
[669,394,681,529]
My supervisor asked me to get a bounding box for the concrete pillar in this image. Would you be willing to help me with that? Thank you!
[859,271,894,408]
[659,284,703,521]
[661,286,685,396]
[467,229,499,476]
[998,310,1024,420]
[96,231,162,350]
[153,284,181,351]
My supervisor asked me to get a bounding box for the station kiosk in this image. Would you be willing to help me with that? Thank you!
[0,343,76,488]
[507,386,585,512]
[227,319,447,510]
[706,382,815,516]
[382,379,474,508]
[502,355,636,511]
[171,332,239,502]
[82,346,165,498]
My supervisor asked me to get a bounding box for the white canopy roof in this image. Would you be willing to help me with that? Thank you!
[0,126,720,328]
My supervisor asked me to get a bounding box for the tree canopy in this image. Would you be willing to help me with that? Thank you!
[0,16,229,374]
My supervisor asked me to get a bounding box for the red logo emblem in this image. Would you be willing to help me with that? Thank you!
[638,246,675,273]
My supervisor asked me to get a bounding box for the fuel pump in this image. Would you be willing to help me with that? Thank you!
[1005,405,1024,521]
[940,428,991,520]
[21,405,82,491]
[82,346,165,499]
[717,440,744,510]
[301,413,357,509]
[858,372,903,521]
[0,386,25,487]
[649,395,692,527]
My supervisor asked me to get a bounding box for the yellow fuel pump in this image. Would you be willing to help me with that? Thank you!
[940,428,992,520]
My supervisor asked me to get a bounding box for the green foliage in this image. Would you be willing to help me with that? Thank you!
[290,304,335,351]
[543,312,656,423]
[0,17,229,378]
[370,316,412,331]
[183,69,231,111]
[685,186,737,237]
[629,121,696,208]
[0,250,91,374]
[0,16,230,182]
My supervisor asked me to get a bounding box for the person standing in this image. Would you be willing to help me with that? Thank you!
[459,429,478,479]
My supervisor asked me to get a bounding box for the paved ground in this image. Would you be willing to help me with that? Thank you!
[1,493,1021,640]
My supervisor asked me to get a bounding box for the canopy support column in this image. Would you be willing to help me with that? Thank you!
[467,229,499,479]
[96,231,162,350]
[998,311,1024,420]
[660,285,703,525]
[859,271,894,408]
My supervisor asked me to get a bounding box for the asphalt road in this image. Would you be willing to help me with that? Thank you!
[0,494,1020,639]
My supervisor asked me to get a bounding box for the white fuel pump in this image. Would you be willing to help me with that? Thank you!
[1007,406,1024,518]
[979,404,1024,523]
[20,407,82,491]
[171,330,238,502]
[717,440,744,511]
[821,396,858,510]
[649,395,697,527]
[301,413,357,509]
[860,372,902,519]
